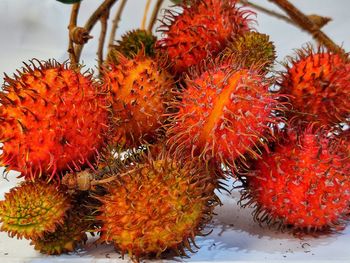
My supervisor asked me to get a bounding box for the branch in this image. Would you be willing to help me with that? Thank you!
[147,0,164,32]
[97,11,109,74]
[108,0,128,53]
[141,0,152,30]
[67,3,80,67]
[74,0,119,62]
[269,0,346,57]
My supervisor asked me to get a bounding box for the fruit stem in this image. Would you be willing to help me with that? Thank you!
[90,166,145,186]
[141,0,152,31]
[147,0,164,32]
[74,0,119,63]
[97,11,109,74]
[108,0,128,54]
[269,0,347,58]
[67,2,80,67]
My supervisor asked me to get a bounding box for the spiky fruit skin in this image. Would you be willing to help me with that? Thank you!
[224,31,276,71]
[157,0,253,75]
[108,29,157,62]
[166,63,283,170]
[30,204,89,255]
[281,49,350,127]
[96,154,217,260]
[0,181,70,239]
[103,52,174,148]
[242,127,350,232]
[0,60,109,180]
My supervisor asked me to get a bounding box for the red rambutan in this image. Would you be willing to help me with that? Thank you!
[281,47,350,127]
[241,126,350,232]
[0,60,109,181]
[156,0,254,75]
[166,62,284,170]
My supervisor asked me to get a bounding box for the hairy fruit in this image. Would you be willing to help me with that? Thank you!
[0,60,109,180]
[96,153,217,260]
[157,0,254,74]
[167,63,284,170]
[0,181,71,239]
[241,127,350,232]
[103,52,174,148]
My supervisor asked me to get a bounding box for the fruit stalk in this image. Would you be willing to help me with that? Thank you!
[98,11,109,71]
[67,3,80,66]
[269,0,346,58]
[107,0,128,53]
[74,0,119,62]
[147,0,164,32]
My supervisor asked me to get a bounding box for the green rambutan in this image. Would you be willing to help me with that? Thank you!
[156,0,254,74]
[241,126,350,232]
[108,29,157,62]
[0,181,71,239]
[280,47,350,127]
[95,152,218,260]
[103,51,174,148]
[0,60,109,181]
[223,31,276,71]
[166,62,285,170]
[30,198,90,255]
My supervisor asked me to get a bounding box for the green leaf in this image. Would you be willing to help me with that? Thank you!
[56,0,82,4]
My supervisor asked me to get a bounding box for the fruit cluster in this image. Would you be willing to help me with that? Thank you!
[0,0,349,261]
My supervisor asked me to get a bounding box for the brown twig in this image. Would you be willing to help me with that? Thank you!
[141,0,152,30]
[67,3,80,67]
[269,0,346,57]
[147,0,164,32]
[97,11,109,73]
[108,0,128,53]
[74,0,119,62]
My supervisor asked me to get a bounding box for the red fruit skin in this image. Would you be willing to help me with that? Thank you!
[0,60,109,181]
[166,63,284,170]
[243,127,350,232]
[281,48,350,126]
[157,0,254,75]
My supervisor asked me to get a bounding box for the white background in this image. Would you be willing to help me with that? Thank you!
[0,0,350,262]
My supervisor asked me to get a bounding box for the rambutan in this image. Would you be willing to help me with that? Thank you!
[166,62,284,170]
[241,126,350,232]
[30,199,90,255]
[0,181,71,239]
[95,153,218,260]
[108,29,157,62]
[156,0,254,75]
[280,47,350,127]
[223,31,276,71]
[103,51,174,148]
[0,60,109,181]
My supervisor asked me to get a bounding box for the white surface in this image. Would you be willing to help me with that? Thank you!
[1,0,350,262]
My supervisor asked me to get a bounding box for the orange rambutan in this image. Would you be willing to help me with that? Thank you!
[0,60,109,181]
[280,47,350,127]
[241,126,350,232]
[102,51,174,148]
[95,152,218,260]
[166,62,285,170]
[156,0,254,75]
